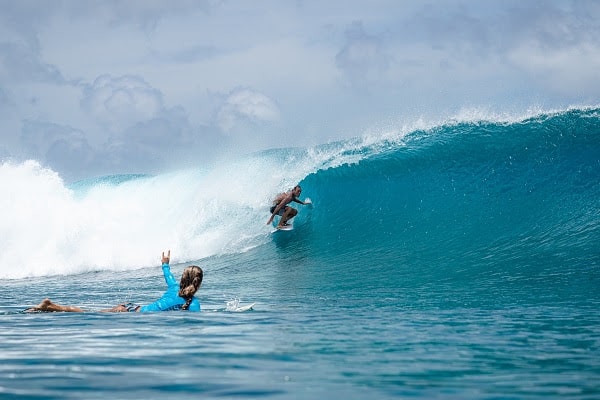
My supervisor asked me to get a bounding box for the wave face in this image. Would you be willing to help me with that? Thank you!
[297,108,600,305]
[1,108,599,286]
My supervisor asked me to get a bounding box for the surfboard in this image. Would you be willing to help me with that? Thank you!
[226,298,255,312]
[232,302,255,312]
[271,216,294,232]
[276,224,293,231]
[271,223,293,233]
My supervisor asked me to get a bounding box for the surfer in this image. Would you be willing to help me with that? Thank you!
[267,185,310,228]
[26,250,203,312]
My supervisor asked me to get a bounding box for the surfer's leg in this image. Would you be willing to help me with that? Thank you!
[26,298,84,312]
[280,207,297,226]
[278,207,290,226]
[100,303,140,312]
[277,207,289,227]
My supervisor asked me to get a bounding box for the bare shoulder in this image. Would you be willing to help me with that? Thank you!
[275,191,292,203]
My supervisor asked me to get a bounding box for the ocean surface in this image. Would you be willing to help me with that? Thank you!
[1,107,599,399]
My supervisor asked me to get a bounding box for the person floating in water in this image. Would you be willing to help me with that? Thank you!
[266,185,310,228]
[26,250,203,312]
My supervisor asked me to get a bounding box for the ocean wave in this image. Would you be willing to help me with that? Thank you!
[1,107,598,279]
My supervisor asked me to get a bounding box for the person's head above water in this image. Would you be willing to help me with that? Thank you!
[178,265,203,310]
[292,185,302,196]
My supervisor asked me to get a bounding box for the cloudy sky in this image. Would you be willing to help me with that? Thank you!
[1,0,599,181]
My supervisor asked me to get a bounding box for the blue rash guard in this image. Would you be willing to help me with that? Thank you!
[139,263,201,312]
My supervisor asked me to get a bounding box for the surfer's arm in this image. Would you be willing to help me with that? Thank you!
[272,201,285,214]
[292,197,307,205]
[160,250,177,287]
[162,263,178,287]
[267,205,281,224]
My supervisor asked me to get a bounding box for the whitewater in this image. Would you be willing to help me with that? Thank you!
[0,126,393,279]
[1,107,599,399]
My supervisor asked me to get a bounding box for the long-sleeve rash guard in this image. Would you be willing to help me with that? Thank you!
[139,263,201,312]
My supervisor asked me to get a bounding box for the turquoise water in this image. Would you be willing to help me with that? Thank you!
[1,108,599,398]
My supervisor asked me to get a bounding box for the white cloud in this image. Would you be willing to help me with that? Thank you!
[508,41,600,95]
[335,21,390,89]
[0,42,65,84]
[18,120,95,180]
[80,75,164,133]
[216,88,280,133]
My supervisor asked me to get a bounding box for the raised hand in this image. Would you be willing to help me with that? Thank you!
[161,250,171,265]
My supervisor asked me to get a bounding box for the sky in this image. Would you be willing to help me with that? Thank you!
[1,0,599,182]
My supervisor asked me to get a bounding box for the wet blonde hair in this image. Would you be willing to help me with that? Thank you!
[178,265,203,310]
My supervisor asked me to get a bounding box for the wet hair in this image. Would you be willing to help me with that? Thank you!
[178,265,203,310]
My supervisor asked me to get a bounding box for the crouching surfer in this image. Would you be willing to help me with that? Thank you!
[266,185,310,228]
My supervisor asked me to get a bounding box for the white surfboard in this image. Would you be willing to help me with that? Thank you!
[226,298,255,312]
[276,224,293,231]
[271,217,294,233]
[232,302,255,312]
